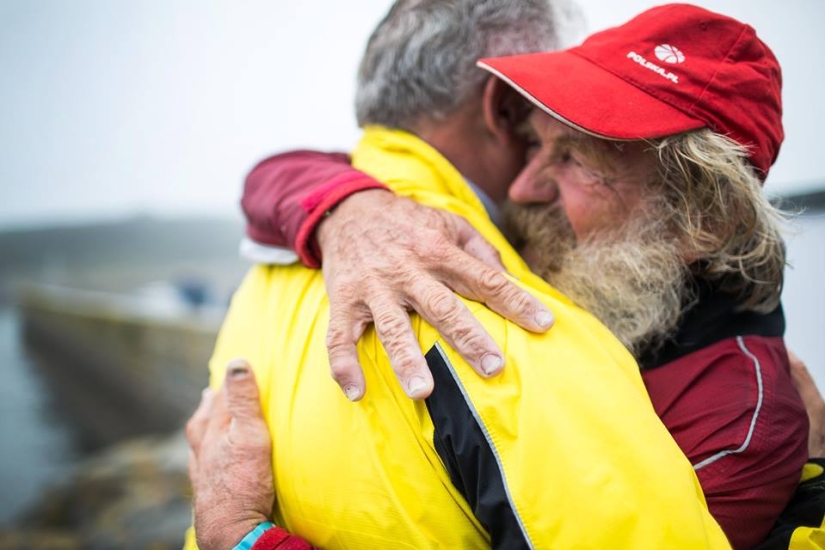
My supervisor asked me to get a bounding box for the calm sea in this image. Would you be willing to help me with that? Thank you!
[0,307,81,525]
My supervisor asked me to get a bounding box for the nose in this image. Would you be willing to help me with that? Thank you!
[508,164,558,204]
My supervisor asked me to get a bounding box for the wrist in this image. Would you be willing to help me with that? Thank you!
[316,188,391,253]
[298,181,390,268]
[198,515,267,550]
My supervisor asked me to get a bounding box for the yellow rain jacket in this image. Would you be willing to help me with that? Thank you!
[185,126,729,549]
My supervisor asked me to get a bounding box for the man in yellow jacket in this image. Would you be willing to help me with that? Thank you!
[184,126,727,550]
[184,1,730,548]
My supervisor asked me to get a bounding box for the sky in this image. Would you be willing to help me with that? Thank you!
[1,0,823,229]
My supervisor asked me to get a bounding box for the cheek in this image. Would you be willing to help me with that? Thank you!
[564,203,602,240]
[559,184,629,240]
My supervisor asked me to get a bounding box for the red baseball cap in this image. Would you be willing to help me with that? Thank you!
[477,3,783,179]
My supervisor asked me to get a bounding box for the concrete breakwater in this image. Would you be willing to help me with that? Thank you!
[17,284,221,449]
[0,217,248,546]
[1,283,223,549]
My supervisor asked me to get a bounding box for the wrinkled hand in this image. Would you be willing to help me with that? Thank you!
[317,189,554,401]
[788,350,825,457]
[186,359,274,550]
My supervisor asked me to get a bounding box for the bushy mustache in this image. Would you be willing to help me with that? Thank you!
[502,199,687,360]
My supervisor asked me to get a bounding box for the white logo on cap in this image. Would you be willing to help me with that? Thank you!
[627,51,679,83]
[654,44,685,64]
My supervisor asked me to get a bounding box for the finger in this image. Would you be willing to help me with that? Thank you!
[370,297,434,399]
[788,350,825,408]
[440,213,553,332]
[443,256,553,333]
[224,359,272,450]
[326,305,369,401]
[789,349,815,391]
[224,359,264,422]
[453,215,506,271]
[406,278,504,378]
[788,349,810,378]
[185,387,215,451]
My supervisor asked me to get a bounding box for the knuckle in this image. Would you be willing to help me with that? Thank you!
[374,308,410,341]
[329,359,356,383]
[372,315,424,374]
[477,274,538,319]
[430,238,460,264]
[424,290,461,323]
[328,283,365,309]
[325,321,355,349]
[389,348,424,376]
[328,285,359,306]
[448,319,486,352]
[504,290,537,316]
[476,269,511,295]
[494,279,536,315]
[325,325,345,344]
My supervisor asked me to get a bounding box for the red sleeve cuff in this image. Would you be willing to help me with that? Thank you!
[250,526,316,550]
[295,172,389,268]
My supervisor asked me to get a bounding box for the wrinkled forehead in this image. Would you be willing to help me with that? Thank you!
[527,109,630,157]
[526,108,659,181]
[527,109,602,148]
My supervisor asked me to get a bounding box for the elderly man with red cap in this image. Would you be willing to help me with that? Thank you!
[186,3,815,550]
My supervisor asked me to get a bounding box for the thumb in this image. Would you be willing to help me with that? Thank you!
[453,215,505,271]
[224,358,265,422]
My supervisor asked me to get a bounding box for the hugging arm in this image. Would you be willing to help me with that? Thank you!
[788,349,825,457]
[242,151,553,400]
[185,360,315,550]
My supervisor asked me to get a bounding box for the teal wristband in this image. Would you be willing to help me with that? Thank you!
[233,521,275,550]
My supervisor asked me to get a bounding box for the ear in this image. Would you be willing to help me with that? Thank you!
[481,76,530,144]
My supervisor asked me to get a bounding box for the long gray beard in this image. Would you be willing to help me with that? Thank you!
[503,201,689,359]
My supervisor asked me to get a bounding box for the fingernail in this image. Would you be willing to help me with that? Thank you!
[535,310,554,328]
[343,385,362,402]
[228,359,249,379]
[481,354,503,375]
[408,376,429,397]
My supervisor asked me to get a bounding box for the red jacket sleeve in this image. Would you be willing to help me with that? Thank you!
[241,150,388,268]
[250,526,317,550]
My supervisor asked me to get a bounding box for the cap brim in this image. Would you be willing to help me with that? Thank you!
[478,51,705,141]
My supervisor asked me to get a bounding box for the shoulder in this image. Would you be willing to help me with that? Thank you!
[644,335,807,466]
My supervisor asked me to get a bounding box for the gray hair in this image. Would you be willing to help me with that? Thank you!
[653,130,787,313]
[355,0,584,130]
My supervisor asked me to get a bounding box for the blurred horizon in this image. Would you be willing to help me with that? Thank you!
[1,184,822,234]
[1,0,824,230]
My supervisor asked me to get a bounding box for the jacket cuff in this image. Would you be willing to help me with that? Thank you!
[249,524,315,550]
[234,522,275,550]
[296,172,389,268]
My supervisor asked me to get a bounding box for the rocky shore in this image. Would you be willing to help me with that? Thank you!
[1,430,192,550]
